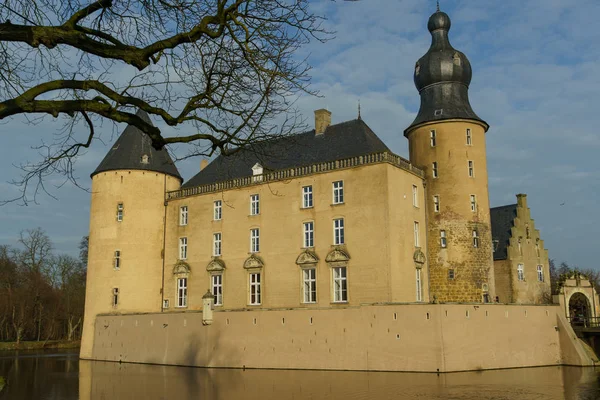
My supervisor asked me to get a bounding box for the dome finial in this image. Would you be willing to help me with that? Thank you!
[357,99,362,120]
[436,1,440,12]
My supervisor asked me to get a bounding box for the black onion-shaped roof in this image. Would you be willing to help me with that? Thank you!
[91,109,182,181]
[405,10,488,134]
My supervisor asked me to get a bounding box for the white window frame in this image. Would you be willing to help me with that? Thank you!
[440,230,447,248]
[303,268,317,303]
[213,232,222,257]
[432,162,438,178]
[112,288,119,307]
[472,230,479,248]
[214,200,222,221]
[179,237,188,260]
[537,265,544,282]
[114,250,121,270]
[414,221,420,247]
[303,221,314,248]
[470,195,477,212]
[430,130,436,147]
[116,203,123,222]
[333,218,345,245]
[433,195,440,212]
[412,185,418,207]
[332,266,347,303]
[180,206,188,226]
[250,228,260,253]
[517,264,524,281]
[212,274,223,306]
[177,277,188,307]
[302,186,313,208]
[468,160,474,177]
[466,128,472,145]
[332,181,344,204]
[416,268,423,302]
[250,194,260,216]
[249,272,261,305]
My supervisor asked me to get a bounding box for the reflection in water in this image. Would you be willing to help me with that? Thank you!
[1,350,600,399]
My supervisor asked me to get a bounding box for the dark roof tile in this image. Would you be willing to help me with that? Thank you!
[490,204,517,261]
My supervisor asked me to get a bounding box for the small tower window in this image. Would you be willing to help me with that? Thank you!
[466,129,472,145]
[472,230,479,248]
[116,203,124,222]
[179,206,188,226]
[112,288,119,307]
[412,185,418,207]
[433,195,440,212]
[537,265,544,282]
[470,195,477,212]
[432,162,438,178]
[448,268,455,280]
[517,264,524,281]
[114,250,121,270]
[430,130,436,147]
[468,160,474,177]
[440,230,447,248]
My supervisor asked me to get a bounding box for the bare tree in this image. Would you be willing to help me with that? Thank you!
[0,0,332,203]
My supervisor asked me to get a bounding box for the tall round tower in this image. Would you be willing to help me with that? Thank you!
[405,9,494,303]
[80,110,182,359]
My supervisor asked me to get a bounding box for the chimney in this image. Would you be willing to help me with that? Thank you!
[200,159,208,171]
[314,109,331,135]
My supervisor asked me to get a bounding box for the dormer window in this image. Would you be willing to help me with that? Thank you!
[453,52,461,66]
[252,163,264,182]
[141,154,149,164]
[415,62,420,75]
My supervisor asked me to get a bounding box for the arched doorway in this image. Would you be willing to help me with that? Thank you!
[569,292,591,327]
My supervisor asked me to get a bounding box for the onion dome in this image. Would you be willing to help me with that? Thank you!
[405,9,488,135]
[92,109,182,181]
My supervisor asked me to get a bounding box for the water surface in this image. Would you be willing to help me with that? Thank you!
[1,349,599,399]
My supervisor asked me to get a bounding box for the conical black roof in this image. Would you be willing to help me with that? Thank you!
[91,110,182,181]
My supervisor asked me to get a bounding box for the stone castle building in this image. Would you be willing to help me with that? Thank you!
[80,9,552,359]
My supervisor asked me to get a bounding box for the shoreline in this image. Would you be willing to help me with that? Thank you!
[0,340,80,351]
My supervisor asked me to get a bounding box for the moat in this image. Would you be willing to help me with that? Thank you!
[1,349,600,399]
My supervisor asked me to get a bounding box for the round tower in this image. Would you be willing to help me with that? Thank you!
[405,9,495,303]
[80,110,182,359]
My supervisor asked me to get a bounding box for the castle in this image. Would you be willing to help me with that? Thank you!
[80,9,589,372]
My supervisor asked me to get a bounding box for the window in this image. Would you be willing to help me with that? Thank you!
[412,185,418,207]
[179,237,188,260]
[472,230,479,248]
[333,218,345,245]
[249,273,261,305]
[470,195,477,212]
[250,228,260,253]
[433,195,440,212]
[517,264,524,281]
[302,186,313,208]
[116,203,123,222]
[414,221,420,247]
[303,221,314,248]
[177,278,188,307]
[536,239,540,257]
[214,200,222,220]
[212,274,223,306]
[518,237,523,256]
[333,267,347,302]
[430,130,436,147]
[180,206,188,226]
[440,230,447,248]
[537,265,544,282]
[163,299,169,309]
[468,160,474,177]
[448,269,455,280]
[466,128,472,145]
[114,250,121,270]
[303,268,317,303]
[213,233,222,256]
[250,194,260,215]
[432,162,438,178]
[112,288,119,307]
[416,269,422,302]
[333,181,344,204]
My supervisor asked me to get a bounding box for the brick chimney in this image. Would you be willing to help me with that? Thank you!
[314,109,331,135]
[200,159,208,171]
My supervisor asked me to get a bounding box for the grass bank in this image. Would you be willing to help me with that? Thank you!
[0,340,80,351]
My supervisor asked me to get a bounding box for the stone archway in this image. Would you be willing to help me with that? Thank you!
[569,292,591,327]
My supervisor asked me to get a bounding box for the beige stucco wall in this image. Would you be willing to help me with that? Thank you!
[80,170,181,358]
[88,303,593,373]
[500,194,551,304]
[162,162,426,311]
[407,120,494,302]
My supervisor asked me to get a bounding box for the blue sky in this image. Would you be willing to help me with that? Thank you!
[0,0,598,269]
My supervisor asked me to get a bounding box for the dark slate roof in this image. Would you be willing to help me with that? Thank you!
[91,110,182,181]
[183,118,390,188]
[490,204,517,261]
